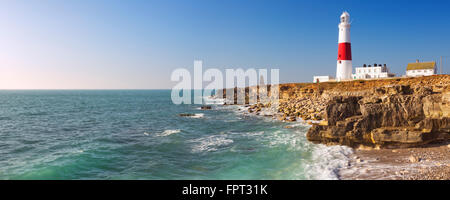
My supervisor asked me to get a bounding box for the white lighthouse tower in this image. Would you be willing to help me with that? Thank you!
[336,11,352,81]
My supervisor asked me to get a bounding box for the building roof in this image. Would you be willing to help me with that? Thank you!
[407,61,436,70]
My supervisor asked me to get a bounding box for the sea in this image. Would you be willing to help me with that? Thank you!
[0,90,353,180]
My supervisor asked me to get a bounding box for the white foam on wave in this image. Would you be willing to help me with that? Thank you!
[245,131,264,137]
[203,96,225,105]
[190,135,234,153]
[263,124,312,152]
[69,149,84,154]
[189,113,204,119]
[303,144,353,180]
[228,131,264,137]
[246,124,353,180]
[285,122,308,128]
[158,129,181,137]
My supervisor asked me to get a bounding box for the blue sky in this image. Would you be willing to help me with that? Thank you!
[0,0,449,89]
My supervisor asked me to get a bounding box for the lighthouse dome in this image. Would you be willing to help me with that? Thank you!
[340,11,350,23]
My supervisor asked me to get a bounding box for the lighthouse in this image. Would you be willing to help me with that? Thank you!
[336,11,352,81]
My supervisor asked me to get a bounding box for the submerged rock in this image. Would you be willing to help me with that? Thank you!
[178,113,196,117]
[200,105,212,110]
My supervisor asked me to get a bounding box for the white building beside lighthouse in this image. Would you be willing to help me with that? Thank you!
[336,11,353,81]
[352,64,396,79]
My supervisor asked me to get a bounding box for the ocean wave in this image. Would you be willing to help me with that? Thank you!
[203,96,225,105]
[284,122,309,128]
[303,144,353,180]
[228,131,265,137]
[266,129,311,152]
[189,113,204,119]
[244,131,264,137]
[158,129,181,137]
[235,123,352,180]
[190,135,234,153]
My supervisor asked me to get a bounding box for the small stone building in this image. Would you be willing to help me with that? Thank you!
[406,60,436,77]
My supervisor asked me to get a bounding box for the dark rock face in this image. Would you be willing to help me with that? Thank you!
[307,85,450,148]
[325,96,362,126]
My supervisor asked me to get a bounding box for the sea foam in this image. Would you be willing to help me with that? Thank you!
[158,129,181,137]
[203,96,225,105]
[189,113,204,119]
[303,144,353,180]
[190,135,234,153]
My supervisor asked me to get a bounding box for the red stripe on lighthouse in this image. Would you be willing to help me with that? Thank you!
[337,43,352,60]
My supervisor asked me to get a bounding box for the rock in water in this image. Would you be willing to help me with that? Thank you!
[179,113,195,117]
[200,105,212,110]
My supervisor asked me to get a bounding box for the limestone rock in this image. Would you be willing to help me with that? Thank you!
[307,75,450,148]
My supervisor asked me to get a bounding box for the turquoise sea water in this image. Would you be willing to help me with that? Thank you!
[0,90,352,180]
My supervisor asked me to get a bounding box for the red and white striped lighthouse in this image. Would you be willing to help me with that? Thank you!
[336,11,352,81]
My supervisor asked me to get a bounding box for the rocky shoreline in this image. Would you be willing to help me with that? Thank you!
[218,75,449,180]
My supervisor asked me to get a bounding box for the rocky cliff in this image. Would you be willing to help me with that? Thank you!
[307,84,449,148]
[224,75,450,148]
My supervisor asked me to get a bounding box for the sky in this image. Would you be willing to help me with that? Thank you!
[0,0,449,89]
